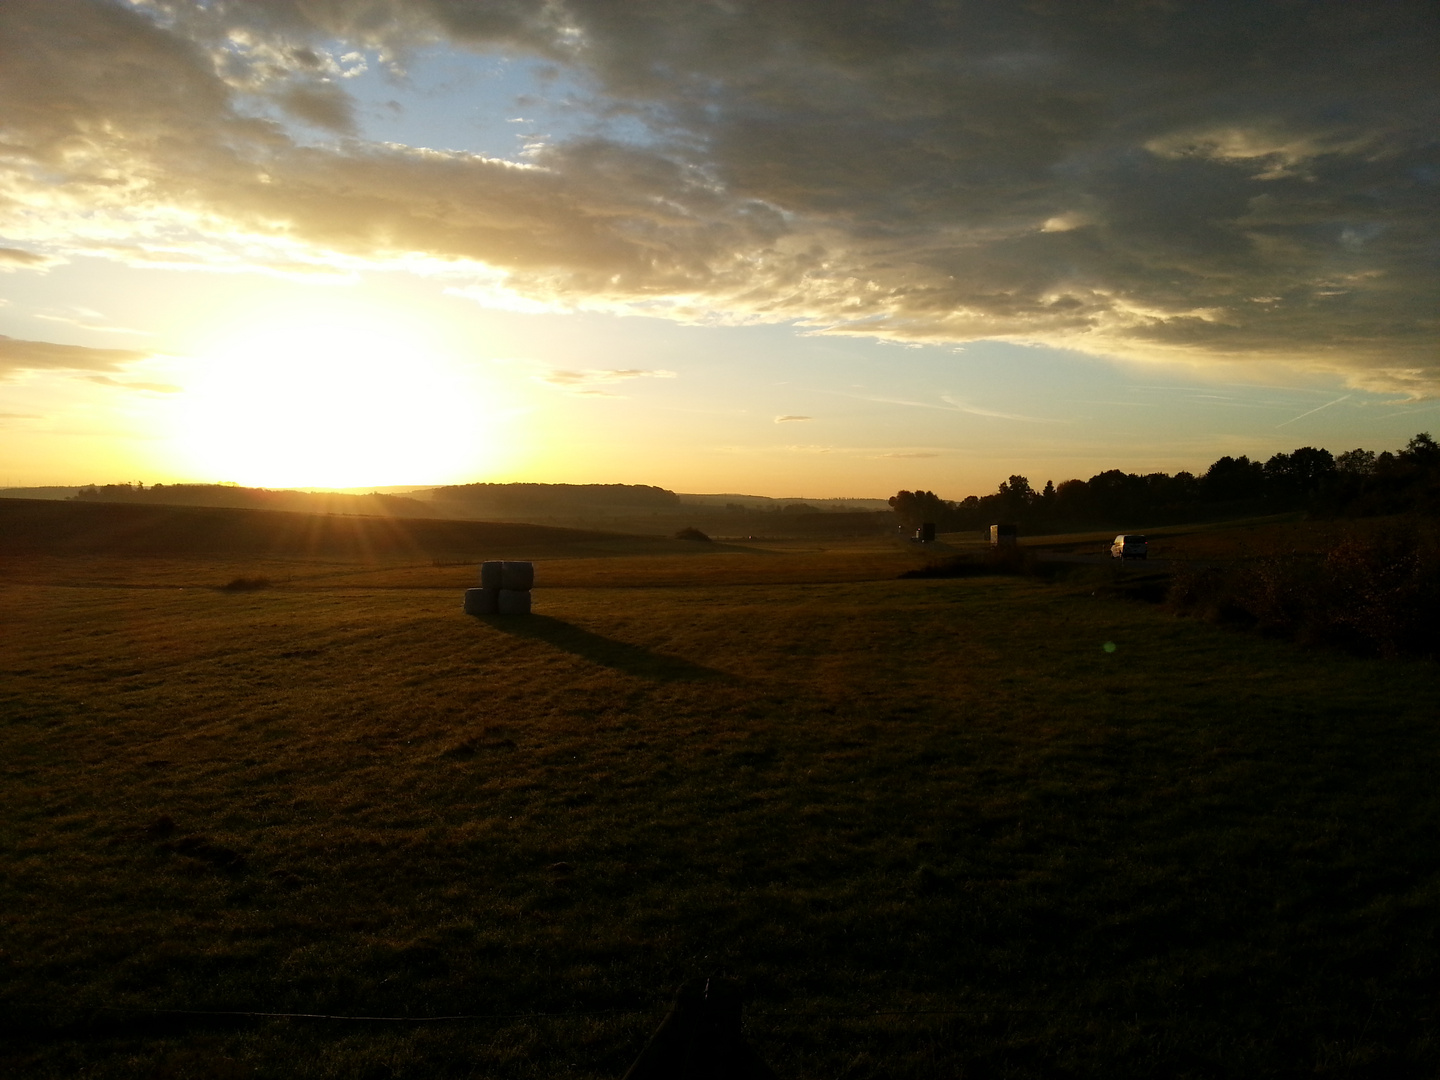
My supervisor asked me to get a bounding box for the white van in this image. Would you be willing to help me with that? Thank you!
[1110,534,1148,559]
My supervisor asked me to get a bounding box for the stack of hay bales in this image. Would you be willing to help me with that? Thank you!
[464,560,534,615]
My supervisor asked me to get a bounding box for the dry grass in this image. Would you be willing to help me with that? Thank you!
[1,534,1438,1078]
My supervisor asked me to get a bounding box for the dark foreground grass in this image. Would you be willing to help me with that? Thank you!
[1,545,1437,1078]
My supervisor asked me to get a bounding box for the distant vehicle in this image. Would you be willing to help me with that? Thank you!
[1111,534,1148,559]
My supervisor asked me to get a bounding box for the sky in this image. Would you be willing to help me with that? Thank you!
[0,0,1436,498]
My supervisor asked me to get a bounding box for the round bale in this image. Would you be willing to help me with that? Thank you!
[479,561,505,589]
[497,589,532,615]
[463,587,499,615]
[501,560,535,591]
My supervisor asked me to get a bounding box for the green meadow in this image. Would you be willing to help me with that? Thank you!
[2,512,1438,1078]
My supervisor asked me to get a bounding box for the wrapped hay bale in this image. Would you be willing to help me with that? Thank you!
[497,589,532,615]
[464,587,499,615]
[501,560,534,591]
[468,561,532,616]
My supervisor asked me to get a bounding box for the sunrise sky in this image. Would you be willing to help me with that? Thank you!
[1,0,1436,497]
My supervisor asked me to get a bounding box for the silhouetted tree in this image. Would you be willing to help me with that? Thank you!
[1202,455,1265,503]
[1336,449,1376,476]
[888,489,956,529]
[994,475,1034,520]
[1401,432,1439,468]
[1264,447,1336,503]
[1053,478,1089,520]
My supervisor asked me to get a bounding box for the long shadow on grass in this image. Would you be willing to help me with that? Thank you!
[478,615,729,681]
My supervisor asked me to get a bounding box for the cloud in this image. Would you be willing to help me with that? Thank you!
[274,82,357,133]
[83,375,180,393]
[938,396,1063,424]
[883,452,939,459]
[828,388,1062,423]
[774,414,812,423]
[0,1,1435,392]
[0,334,153,377]
[1275,394,1351,429]
[35,307,153,335]
[540,367,677,389]
[0,247,60,270]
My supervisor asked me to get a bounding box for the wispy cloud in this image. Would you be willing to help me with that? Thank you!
[83,375,180,393]
[0,334,152,377]
[0,247,59,271]
[839,392,955,412]
[938,396,1063,424]
[1276,394,1350,428]
[35,307,154,336]
[540,367,677,389]
[883,451,939,458]
[774,414,811,423]
[822,388,1063,423]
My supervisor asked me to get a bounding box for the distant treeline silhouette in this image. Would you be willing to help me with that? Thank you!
[428,482,680,513]
[890,433,1440,531]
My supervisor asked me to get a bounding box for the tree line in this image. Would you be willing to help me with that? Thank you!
[889,433,1440,532]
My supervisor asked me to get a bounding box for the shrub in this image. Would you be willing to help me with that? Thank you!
[1167,524,1440,658]
[674,526,712,542]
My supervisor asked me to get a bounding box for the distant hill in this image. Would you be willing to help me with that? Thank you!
[65,482,433,518]
[426,482,680,518]
[5,480,893,538]
[0,486,81,501]
[677,493,893,512]
[418,483,890,536]
[0,498,641,559]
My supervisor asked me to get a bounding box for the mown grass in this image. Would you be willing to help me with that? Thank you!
[1,538,1437,1078]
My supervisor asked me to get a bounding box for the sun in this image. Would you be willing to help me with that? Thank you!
[173,303,507,489]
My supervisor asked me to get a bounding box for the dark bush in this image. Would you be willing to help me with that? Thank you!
[674,526,711,542]
[1166,524,1440,658]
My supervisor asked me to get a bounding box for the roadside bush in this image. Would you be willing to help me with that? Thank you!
[1321,530,1440,655]
[1167,524,1440,658]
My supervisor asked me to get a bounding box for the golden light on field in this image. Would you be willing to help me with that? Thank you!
[173,305,509,489]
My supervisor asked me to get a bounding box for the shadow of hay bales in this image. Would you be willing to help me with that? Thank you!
[899,545,1057,579]
[479,615,729,682]
[217,576,271,592]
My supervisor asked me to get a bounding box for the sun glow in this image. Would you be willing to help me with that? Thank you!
[173,305,510,489]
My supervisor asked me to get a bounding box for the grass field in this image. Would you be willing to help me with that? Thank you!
[2,513,1438,1078]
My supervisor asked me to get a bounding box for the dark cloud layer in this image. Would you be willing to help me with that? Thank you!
[1,1,1435,391]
